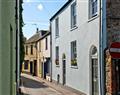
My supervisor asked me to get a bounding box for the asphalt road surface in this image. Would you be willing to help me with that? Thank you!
[20,74,83,95]
[21,74,62,95]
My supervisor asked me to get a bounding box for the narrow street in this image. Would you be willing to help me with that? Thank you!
[21,74,82,95]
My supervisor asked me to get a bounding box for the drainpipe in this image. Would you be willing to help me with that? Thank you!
[99,0,106,95]
[36,42,37,76]
[16,0,20,94]
[43,56,44,79]
[50,22,52,82]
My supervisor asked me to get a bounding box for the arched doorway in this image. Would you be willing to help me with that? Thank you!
[90,46,99,95]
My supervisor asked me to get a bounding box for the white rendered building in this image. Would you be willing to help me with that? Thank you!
[50,0,106,95]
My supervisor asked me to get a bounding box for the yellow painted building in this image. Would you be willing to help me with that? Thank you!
[23,30,51,80]
[23,31,40,76]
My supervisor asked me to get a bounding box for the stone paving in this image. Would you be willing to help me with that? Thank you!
[20,73,84,95]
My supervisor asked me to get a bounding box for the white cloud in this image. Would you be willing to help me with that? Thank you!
[26,0,31,2]
[37,4,43,11]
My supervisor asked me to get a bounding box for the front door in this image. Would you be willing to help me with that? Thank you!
[33,60,37,76]
[30,61,33,74]
[114,59,120,94]
[92,59,99,95]
[44,62,47,79]
[62,60,66,85]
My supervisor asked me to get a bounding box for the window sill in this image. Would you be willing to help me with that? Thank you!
[56,65,60,67]
[71,65,78,69]
[88,14,99,22]
[70,26,78,31]
[55,36,60,39]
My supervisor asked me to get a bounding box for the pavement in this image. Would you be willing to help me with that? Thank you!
[20,73,84,95]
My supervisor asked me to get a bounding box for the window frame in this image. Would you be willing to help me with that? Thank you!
[89,0,98,18]
[45,37,48,50]
[26,45,28,55]
[55,17,59,38]
[39,41,41,52]
[71,40,77,66]
[55,46,59,65]
[71,2,77,29]
[31,45,33,55]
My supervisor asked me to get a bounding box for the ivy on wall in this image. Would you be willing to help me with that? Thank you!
[20,0,25,72]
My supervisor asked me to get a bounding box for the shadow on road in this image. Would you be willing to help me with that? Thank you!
[20,92,30,95]
[21,76,48,89]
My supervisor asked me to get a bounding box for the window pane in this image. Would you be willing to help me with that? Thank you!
[31,45,33,54]
[26,46,28,55]
[55,46,59,65]
[71,2,76,28]
[90,0,97,18]
[55,18,59,37]
[71,41,77,66]
[39,41,41,52]
[45,38,48,50]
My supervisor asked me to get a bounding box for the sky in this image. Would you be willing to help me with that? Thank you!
[23,0,67,39]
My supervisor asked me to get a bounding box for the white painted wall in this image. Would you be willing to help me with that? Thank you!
[37,34,51,75]
[40,35,51,58]
[51,0,100,94]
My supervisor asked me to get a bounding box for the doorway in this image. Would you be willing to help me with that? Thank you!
[91,59,99,95]
[33,60,37,76]
[90,46,99,95]
[44,61,47,79]
[113,59,120,94]
[44,59,50,79]
[62,59,66,85]
[30,61,33,75]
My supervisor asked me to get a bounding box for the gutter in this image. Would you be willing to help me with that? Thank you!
[50,0,73,21]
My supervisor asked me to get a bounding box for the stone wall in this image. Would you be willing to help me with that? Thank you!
[105,50,118,95]
[105,50,112,95]
[106,1,120,94]
[106,0,120,46]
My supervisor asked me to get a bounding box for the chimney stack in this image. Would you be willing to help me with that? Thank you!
[36,28,39,33]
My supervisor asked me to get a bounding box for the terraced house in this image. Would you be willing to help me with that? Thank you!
[50,0,120,95]
[37,31,51,80]
[23,30,40,76]
[50,0,105,94]
[23,29,51,80]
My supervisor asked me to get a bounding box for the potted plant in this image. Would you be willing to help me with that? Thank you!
[55,59,59,65]
[71,58,77,66]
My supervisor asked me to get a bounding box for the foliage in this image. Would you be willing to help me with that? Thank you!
[20,0,25,72]
[71,58,77,66]
[55,59,59,65]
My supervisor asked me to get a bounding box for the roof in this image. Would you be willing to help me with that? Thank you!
[38,31,51,41]
[50,0,73,21]
[25,30,50,44]
[25,32,40,44]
